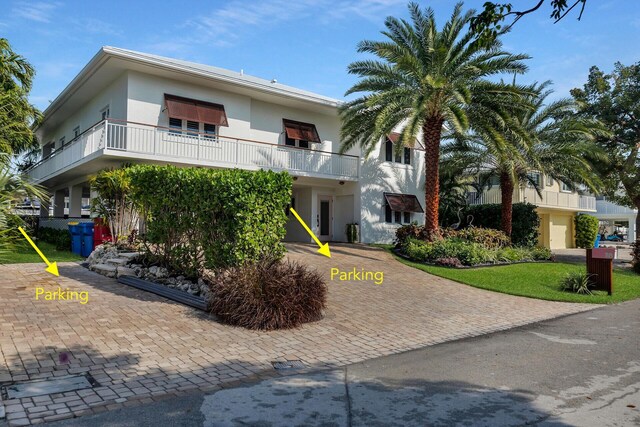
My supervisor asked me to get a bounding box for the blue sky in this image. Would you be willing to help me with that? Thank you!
[3,0,639,110]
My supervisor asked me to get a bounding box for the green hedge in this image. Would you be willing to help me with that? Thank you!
[464,203,540,247]
[403,237,552,267]
[575,214,599,249]
[38,227,71,251]
[127,165,292,277]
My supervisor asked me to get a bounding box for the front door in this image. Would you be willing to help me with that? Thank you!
[318,196,332,241]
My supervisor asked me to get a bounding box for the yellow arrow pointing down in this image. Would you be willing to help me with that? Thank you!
[289,207,331,258]
[18,226,59,276]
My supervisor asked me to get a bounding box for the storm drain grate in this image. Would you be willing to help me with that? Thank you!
[272,360,306,370]
[1,374,99,400]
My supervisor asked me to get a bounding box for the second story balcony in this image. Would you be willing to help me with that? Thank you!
[467,186,597,212]
[27,120,360,186]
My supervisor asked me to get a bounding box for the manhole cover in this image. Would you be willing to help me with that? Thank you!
[272,360,305,370]
[1,374,98,399]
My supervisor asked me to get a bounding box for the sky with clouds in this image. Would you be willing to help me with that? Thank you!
[3,0,639,110]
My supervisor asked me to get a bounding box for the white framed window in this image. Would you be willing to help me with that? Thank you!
[527,172,541,188]
[167,117,217,139]
[384,139,411,165]
[546,175,553,186]
[285,135,309,149]
[384,203,412,224]
[561,182,572,192]
[100,105,110,120]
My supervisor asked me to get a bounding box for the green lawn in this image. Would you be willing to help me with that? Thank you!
[0,241,84,264]
[380,246,640,304]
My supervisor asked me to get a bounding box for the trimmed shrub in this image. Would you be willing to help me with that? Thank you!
[403,238,494,266]
[401,237,552,267]
[443,227,510,249]
[404,237,434,261]
[464,203,540,247]
[128,165,292,276]
[575,214,599,249]
[205,259,327,330]
[38,227,71,251]
[560,270,594,295]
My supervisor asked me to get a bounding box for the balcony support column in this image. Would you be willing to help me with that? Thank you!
[40,195,52,218]
[53,190,65,217]
[629,215,637,243]
[68,184,83,218]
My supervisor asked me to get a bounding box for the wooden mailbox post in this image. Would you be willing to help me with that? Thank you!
[586,248,615,295]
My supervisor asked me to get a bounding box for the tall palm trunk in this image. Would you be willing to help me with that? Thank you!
[499,171,514,238]
[423,117,444,234]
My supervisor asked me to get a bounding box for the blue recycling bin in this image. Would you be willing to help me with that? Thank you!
[80,222,95,257]
[68,222,82,255]
[594,234,601,248]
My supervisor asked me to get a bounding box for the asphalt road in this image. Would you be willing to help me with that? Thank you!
[46,299,640,426]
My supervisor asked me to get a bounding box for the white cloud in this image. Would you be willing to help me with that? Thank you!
[146,0,406,54]
[12,1,61,23]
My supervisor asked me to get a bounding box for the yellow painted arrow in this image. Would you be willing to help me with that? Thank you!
[18,226,59,276]
[289,207,331,258]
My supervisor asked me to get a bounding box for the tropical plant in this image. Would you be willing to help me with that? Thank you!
[89,166,138,246]
[339,2,530,237]
[0,162,47,259]
[449,81,606,237]
[439,150,474,227]
[0,38,40,163]
[464,202,540,247]
[204,258,327,330]
[560,270,594,295]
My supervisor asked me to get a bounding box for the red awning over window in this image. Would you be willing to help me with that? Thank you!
[384,193,424,213]
[164,94,228,127]
[283,119,321,143]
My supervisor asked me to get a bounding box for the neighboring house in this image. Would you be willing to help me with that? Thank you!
[27,47,425,244]
[593,197,637,243]
[467,173,597,249]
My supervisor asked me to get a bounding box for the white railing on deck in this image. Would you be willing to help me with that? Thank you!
[596,199,638,215]
[28,121,106,182]
[27,120,360,182]
[467,187,597,211]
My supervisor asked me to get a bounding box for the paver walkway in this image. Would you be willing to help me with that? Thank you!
[0,244,597,425]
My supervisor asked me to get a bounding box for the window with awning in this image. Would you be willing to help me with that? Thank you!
[384,192,424,224]
[385,133,412,165]
[164,94,228,127]
[283,119,321,148]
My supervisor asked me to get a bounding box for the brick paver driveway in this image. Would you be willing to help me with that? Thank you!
[0,244,597,425]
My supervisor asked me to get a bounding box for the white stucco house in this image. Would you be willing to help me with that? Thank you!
[27,47,425,244]
[467,173,597,249]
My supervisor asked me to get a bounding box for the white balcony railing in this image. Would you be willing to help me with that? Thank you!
[596,199,638,215]
[27,120,360,183]
[467,187,597,211]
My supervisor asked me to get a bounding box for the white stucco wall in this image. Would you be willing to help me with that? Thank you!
[359,139,426,244]
[39,72,128,149]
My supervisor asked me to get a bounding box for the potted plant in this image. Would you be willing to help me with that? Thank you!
[346,223,359,243]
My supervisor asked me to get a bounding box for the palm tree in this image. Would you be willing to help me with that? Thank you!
[0,38,39,163]
[451,81,607,237]
[339,2,530,236]
[0,158,47,260]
